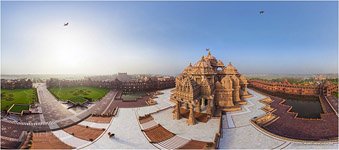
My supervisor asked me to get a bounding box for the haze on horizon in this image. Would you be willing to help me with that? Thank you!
[1,1,338,75]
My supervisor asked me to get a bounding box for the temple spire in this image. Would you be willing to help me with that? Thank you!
[206,48,211,55]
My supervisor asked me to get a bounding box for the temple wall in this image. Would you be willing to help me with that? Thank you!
[248,80,320,96]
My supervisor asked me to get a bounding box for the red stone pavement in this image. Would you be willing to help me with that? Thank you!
[264,95,338,141]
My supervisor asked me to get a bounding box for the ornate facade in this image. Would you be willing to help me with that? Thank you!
[171,50,252,125]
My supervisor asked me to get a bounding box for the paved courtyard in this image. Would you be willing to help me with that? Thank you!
[82,108,156,149]
[83,88,339,149]
[2,87,338,149]
[152,108,219,142]
[82,88,174,149]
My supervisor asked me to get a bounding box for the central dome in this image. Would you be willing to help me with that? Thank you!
[194,56,212,68]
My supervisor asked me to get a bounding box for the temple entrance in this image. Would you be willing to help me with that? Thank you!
[204,98,208,106]
[179,108,210,123]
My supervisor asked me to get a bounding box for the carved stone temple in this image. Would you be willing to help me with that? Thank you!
[170,50,252,125]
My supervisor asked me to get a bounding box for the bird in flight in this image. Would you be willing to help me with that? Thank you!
[259,10,264,14]
[64,22,69,26]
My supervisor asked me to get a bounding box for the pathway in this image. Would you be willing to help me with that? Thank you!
[36,83,73,122]
[81,109,155,149]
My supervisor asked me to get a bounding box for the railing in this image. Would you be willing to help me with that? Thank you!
[213,114,223,149]
[323,96,339,117]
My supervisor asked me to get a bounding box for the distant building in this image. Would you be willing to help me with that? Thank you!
[171,51,252,125]
[1,79,33,89]
[46,75,175,93]
[314,74,326,81]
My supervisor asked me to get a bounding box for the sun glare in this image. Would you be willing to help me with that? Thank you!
[49,24,90,68]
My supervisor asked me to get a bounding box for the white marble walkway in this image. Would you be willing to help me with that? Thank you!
[136,88,174,117]
[78,121,109,129]
[152,108,219,142]
[81,108,155,149]
[52,130,90,148]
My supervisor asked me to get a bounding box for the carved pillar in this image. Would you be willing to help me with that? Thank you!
[210,98,215,116]
[173,101,181,120]
[201,98,205,107]
[184,102,188,109]
[242,84,249,96]
[206,99,212,115]
[244,84,249,94]
[233,85,241,103]
[187,103,196,125]
[195,100,201,113]
[225,89,234,107]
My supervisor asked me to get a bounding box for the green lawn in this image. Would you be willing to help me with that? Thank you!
[1,88,37,111]
[122,92,146,100]
[333,92,339,99]
[9,104,30,113]
[48,86,109,103]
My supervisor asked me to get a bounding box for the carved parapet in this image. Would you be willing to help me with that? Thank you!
[253,113,278,127]
[146,98,157,106]
[262,105,274,112]
[260,97,273,104]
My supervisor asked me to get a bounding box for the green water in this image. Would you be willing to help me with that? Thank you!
[283,99,323,118]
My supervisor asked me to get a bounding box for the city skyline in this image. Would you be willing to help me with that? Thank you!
[2,1,338,75]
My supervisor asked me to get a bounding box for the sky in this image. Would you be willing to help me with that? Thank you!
[1,1,338,75]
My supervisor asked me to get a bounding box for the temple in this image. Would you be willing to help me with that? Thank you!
[171,50,252,125]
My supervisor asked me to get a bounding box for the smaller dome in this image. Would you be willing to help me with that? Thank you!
[223,62,238,75]
[239,75,248,84]
[183,63,193,74]
[204,50,218,66]
[217,60,224,67]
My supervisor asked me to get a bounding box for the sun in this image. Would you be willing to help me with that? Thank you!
[49,25,89,68]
